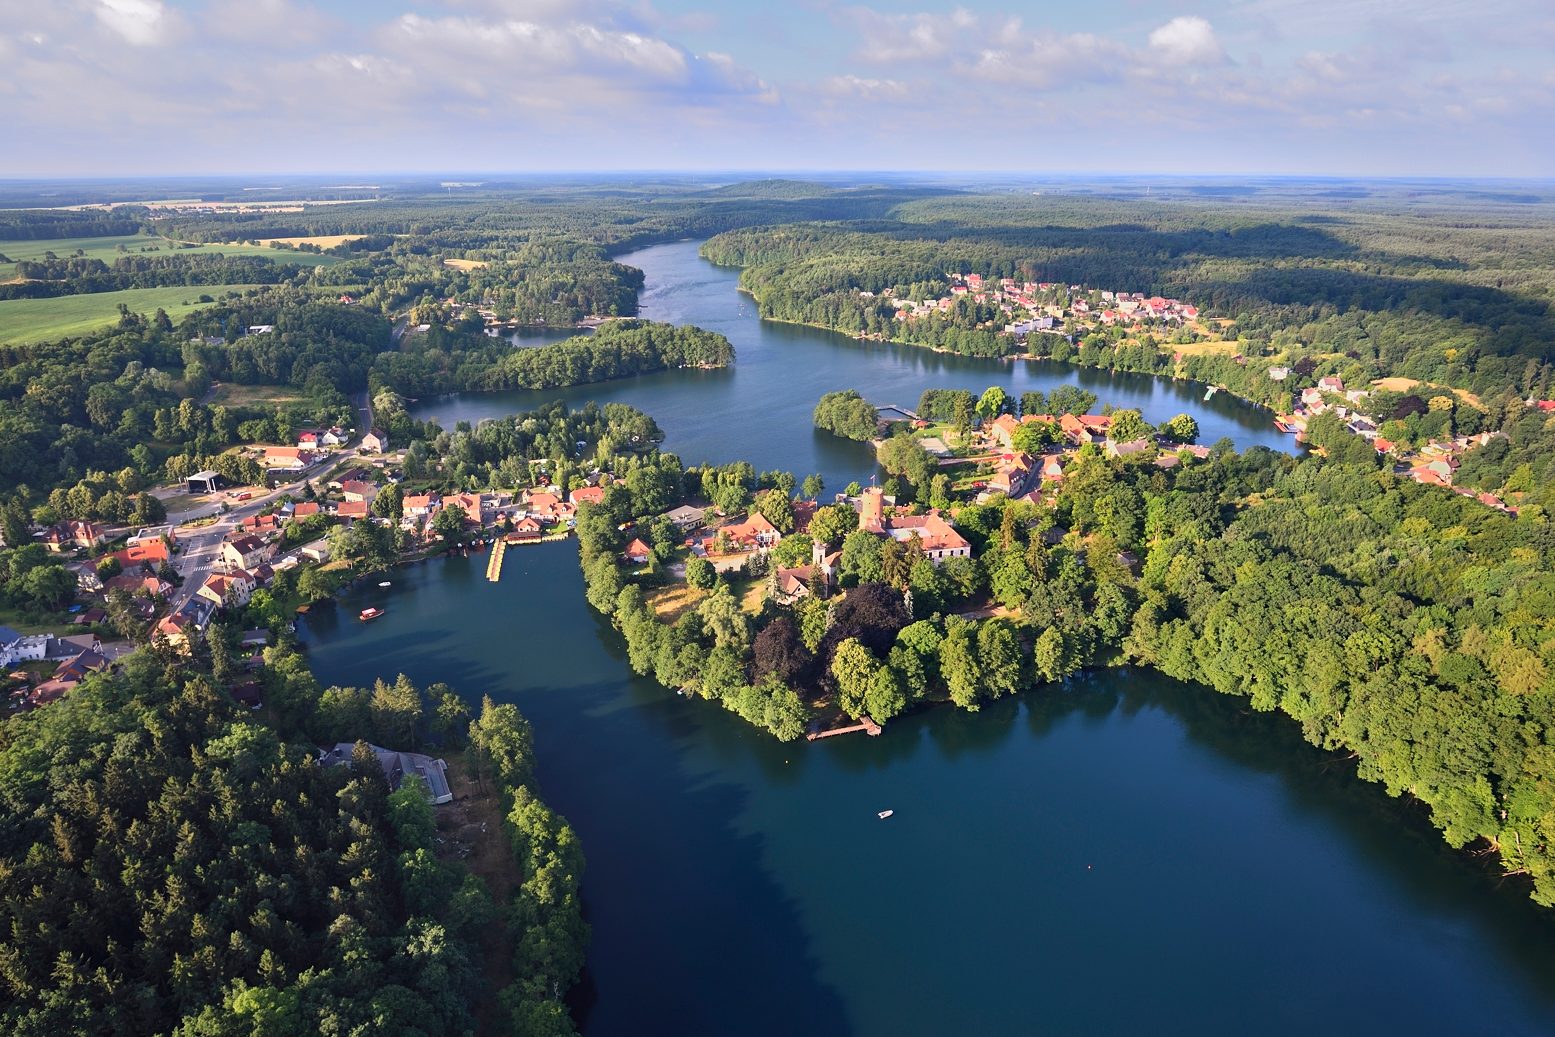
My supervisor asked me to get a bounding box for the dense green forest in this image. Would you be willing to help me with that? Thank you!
[0,642,585,1035]
[701,195,1555,399]
[370,318,734,395]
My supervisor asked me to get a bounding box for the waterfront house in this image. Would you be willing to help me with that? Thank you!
[623,538,654,564]
[569,485,606,506]
[318,743,454,804]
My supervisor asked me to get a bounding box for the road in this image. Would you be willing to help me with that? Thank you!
[165,387,376,611]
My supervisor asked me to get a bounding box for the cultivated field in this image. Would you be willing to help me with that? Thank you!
[255,235,364,249]
[443,258,488,270]
[0,284,257,345]
[0,234,339,267]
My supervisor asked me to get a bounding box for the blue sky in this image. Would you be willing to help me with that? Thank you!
[2,0,1552,176]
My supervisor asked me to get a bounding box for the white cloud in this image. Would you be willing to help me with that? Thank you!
[95,0,170,46]
[1148,16,1225,64]
[824,74,909,99]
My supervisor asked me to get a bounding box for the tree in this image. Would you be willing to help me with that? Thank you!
[1107,409,1152,442]
[373,482,404,521]
[1034,627,1073,683]
[813,390,880,441]
[938,618,984,708]
[431,504,468,545]
[753,488,795,533]
[1160,413,1199,443]
[839,529,884,586]
[1020,390,1048,416]
[372,674,424,748]
[808,504,858,546]
[1011,420,1061,454]
[830,638,879,719]
[1048,385,1097,415]
[800,474,824,500]
[976,386,1010,420]
[879,434,934,489]
[685,556,717,589]
[751,615,814,685]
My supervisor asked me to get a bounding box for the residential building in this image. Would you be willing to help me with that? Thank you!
[318,743,454,804]
[222,535,272,570]
[361,428,389,453]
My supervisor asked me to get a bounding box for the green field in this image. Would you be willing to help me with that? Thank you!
[0,284,259,344]
[0,234,339,267]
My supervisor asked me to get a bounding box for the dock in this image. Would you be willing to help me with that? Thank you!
[485,539,506,581]
[806,715,883,740]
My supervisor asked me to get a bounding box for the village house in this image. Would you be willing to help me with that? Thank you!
[155,599,212,654]
[664,504,707,529]
[222,535,272,571]
[623,538,654,564]
[318,743,454,804]
[856,488,971,562]
[26,648,112,709]
[42,519,109,553]
[1105,438,1154,459]
[985,452,1040,500]
[443,492,487,525]
[340,480,378,504]
[569,485,606,507]
[361,428,389,453]
[197,570,256,611]
[1058,413,1112,445]
[233,513,282,536]
[403,493,439,520]
[336,500,370,522]
[107,538,170,573]
[704,512,781,555]
[291,501,321,518]
[510,516,545,539]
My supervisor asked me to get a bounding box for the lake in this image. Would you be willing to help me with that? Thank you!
[302,548,1555,1037]
[354,241,1555,1035]
[410,240,1301,492]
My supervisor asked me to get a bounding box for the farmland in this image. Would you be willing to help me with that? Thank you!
[0,234,340,267]
[0,283,257,344]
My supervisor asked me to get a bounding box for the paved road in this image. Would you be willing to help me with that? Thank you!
[166,388,375,610]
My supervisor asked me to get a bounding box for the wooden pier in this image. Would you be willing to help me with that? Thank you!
[806,715,883,741]
[485,539,507,582]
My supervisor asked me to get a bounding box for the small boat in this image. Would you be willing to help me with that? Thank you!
[359,607,385,621]
[378,581,391,587]
[877,810,894,820]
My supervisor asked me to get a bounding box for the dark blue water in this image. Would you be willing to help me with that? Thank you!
[412,241,1298,491]
[303,547,1555,1037]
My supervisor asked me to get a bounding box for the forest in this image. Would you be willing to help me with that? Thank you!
[0,640,585,1035]
[370,318,735,396]
[700,195,1555,401]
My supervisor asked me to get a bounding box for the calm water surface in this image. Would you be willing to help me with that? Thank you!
[303,547,1555,1036]
[411,240,1300,490]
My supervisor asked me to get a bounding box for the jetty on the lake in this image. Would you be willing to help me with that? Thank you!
[806,715,883,740]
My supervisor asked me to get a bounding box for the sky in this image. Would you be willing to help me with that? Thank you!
[2,0,1553,177]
